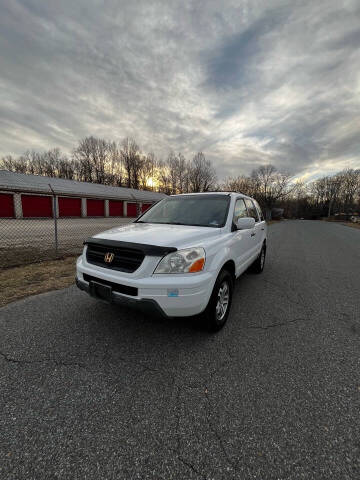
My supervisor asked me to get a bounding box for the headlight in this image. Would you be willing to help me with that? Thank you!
[154,247,206,274]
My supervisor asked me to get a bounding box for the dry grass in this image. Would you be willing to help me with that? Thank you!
[342,222,360,230]
[0,246,82,268]
[0,256,77,308]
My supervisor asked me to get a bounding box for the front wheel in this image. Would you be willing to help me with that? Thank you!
[201,269,233,332]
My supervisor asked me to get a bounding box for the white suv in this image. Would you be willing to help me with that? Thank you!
[76,192,267,330]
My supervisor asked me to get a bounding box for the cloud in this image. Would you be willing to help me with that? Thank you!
[0,0,359,181]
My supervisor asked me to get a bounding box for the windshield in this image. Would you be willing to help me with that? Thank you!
[137,195,230,228]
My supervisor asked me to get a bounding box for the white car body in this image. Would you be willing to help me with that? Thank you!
[76,192,267,318]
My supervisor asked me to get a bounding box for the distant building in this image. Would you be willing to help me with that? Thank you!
[0,170,165,218]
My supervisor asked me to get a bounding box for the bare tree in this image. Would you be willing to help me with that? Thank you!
[106,141,124,186]
[251,164,294,219]
[120,137,142,189]
[337,168,360,213]
[189,152,217,192]
[156,159,172,194]
[326,176,343,217]
[139,152,157,190]
[221,175,257,197]
[73,138,94,182]
[0,155,27,173]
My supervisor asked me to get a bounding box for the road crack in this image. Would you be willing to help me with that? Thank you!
[203,389,238,478]
[0,349,86,368]
[169,448,207,479]
[242,317,310,330]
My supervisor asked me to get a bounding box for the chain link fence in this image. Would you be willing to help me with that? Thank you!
[0,191,134,268]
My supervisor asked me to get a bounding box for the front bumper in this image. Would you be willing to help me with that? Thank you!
[75,277,168,317]
[76,255,216,317]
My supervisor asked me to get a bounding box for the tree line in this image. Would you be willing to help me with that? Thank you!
[223,165,360,219]
[1,136,359,219]
[0,136,217,194]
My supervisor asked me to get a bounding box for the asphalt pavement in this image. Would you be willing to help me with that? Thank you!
[1,220,359,479]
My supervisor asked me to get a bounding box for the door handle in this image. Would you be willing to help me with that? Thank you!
[251,232,256,237]
[261,228,265,230]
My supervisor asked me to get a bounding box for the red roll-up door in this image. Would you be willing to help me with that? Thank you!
[109,200,123,216]
[0,193,14,217]
[22,195,52,217]
[87,199,104,216]
[141,203,152,213]
[127,202,137,217]
[58,197,81,217]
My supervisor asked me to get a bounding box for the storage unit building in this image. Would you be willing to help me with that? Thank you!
[58,197,82,217]
[87,199,104,217]
[141,203,152,213]
[0,170,166,218]
[0,193,14,217]
[126,202,137,217]
[22,194,53,218]
[109,200,123,217]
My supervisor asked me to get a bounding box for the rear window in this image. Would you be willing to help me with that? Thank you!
[252,199,264,221]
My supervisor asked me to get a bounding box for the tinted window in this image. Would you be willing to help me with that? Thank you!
[233,198,248,223]
[244,199,259,222]
[253,199,264,221]
[137,195,230,228]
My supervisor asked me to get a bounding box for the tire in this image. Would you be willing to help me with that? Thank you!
[250,244,266,274]
[201,269,234,332]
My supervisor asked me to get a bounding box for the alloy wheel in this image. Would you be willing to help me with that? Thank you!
[216,281,229,321]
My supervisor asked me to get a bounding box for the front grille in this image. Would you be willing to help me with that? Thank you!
[83,273,138,297]
[86,243,145,273]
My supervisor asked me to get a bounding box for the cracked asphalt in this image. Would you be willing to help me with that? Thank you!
[1,220,359,480]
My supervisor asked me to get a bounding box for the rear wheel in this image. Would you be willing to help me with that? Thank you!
[250,244,266,274]
[201,269,233,332]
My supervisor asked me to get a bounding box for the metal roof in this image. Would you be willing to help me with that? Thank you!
[0,170,166,202]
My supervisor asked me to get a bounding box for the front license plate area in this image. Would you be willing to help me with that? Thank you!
[90,281,112,302]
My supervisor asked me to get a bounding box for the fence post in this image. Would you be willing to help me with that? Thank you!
[49,184,58,254]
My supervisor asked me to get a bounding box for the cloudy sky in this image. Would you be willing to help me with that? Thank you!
[1,0,359,181]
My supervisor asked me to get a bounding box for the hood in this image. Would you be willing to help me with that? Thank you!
[93,222,221,249]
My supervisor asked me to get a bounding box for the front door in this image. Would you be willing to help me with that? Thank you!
[230,198,254,274]
[244,198,263,257]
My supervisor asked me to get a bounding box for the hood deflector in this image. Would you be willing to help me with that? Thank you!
[84,237,177,256]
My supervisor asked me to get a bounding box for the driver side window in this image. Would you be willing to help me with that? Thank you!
[233,198,248,223]
[244,198,260,222]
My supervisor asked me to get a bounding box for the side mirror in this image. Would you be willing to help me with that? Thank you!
[236,217,255,230]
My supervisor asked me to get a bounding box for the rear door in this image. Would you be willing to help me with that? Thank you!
[244,198,262,257]
[252,199,266,247]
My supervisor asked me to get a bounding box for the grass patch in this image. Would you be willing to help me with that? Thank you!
[342,222,360,230]
[0,246,82,268]
[0,256,77,308]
